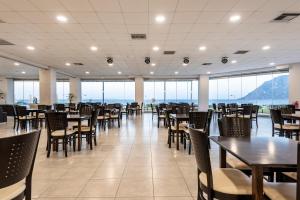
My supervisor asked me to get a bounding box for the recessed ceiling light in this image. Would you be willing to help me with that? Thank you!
[118,71,122,75]
[155,15,166,23]
[174,71,179,75]
[199,46,207,51]
[150,71,154,75]
[182,63,188,66]
[90,46,98,51]
[207,71,211,74]
[269,62,275,66]
[229,15,241,23]
[108,63,114,67]
[56,15,68,23]
[231,60,237,64]
[65,62,71,66]
[262,45,271,50]
[151,63,156,67]
[26,46,35,50]
[152,46,160,51]
[14,62,20,66]
[21,71,26,74]
[85,71,90,74]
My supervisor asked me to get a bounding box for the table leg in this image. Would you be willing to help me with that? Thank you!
[78,120,81,151]
[176,120,179,150]
[219,147,226,168]
[252,166,263,200]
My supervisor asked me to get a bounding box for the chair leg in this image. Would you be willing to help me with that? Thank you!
[188,140,192,155]
[47,138,51,158]
[64,138,68,157]
[168,130,171,148]
[73,136,76,152]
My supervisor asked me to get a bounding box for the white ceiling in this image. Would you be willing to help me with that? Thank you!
[0,0,300,78]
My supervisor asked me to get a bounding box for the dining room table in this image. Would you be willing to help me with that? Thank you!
[26,108,46,129]
[169,113,189,150]
[210,136,298,200]
[282,113,300,120]
[67,114,91,151]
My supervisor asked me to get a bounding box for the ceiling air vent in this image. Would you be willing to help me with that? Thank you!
[234,50,249,54]
[73,62,84,66]
[131,33,146,40]
[273,13,300,22]
[163,51,176,55]
[202,63,212,66]
[0,39,14,45]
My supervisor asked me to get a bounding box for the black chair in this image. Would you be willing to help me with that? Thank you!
[150,104,157,120]
[46,112,76,157]
[156,106,166,128]
[0,106,7,123]
[79,104,93,116]
[15,106,34,131]
[0,130,41,200]
[264,143,299,200]
[166,110,186,148]
[189,128,252,200]
[54,104,65,112]
[252,105,259,127]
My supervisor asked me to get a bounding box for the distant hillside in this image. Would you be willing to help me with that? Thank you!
[241,75,288,100]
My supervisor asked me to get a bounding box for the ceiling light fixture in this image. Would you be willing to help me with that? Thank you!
[182,63,188,66]
[150,71,154,75]
[151,63,156,67]
[14,62,20,66]
[152,46,160,51]
[56,15,68,23]
[174,71,179,75]
[155,15,166,23]
[207,71,211,74]
[85,71,90,74]
[118,71,122,75]
[26,46,35,50]
[90,46,98,51]
[199,46,207,51]
[108,63,114,67]
[21,71,26,74]
[231,60,237,64]
[229,15,241,23]
[65,62,71,66]
[262,45,271,50]
[269,62,275,66]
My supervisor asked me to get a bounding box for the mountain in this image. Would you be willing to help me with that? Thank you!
[241,75,288,100]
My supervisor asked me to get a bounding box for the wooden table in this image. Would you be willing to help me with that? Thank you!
[169,113,189,150]
[26,109,46,129]
[282,113,300,120]
[210,136,298,200]
[67,114,90,151]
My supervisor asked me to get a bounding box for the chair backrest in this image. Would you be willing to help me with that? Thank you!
[54,104,65,112]
[252,105,259,114]
[0,130,41,190]
[189,111,208,129]
[0,105,16,116]
[206,109,213,134]
[218,117,251,137]
[212,103,217,110]
[90,109,99,129]
[189,128,213,188]
[68,103,76,111]
[176,106,190,114]
[80,104,93,116]
[270,109,283,125]
[15,105,27,117]
[46,112,68,133]
[241,105,253,116]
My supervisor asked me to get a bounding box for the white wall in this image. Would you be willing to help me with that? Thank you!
[70,77,81,103]
[135,77,144,104]
[39,68,56,105]
[0,78,14,104]
[198,75,209,110]
[289,63,300,104]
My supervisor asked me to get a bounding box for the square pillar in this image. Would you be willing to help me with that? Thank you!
[289,63,300,104]
[0,78,14,104]
[198,75,209,110]
[39,68,56,105]
[70,77,81,103]
[135,77,144,104]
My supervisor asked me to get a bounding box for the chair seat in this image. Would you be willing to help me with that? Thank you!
[199,168,252,195]
[282,172,297,180]
[238,114,251,118]
[51,129,75,137]
[171,126,186,131]
[0,180,25,200]
[18,116,34,120]
[159,115,165,118]
[264,182,296,200]
[227,154,250,170]
[274,124,300,131]
[97,116,108,120]
[110,114,119,119]
[74,126,95,133]
[252,114,257,118]
[179,122,188,128]
[184,128,204,135]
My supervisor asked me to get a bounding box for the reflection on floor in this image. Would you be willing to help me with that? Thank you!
[0,113,273,200]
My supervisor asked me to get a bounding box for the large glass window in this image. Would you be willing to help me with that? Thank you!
[81,81,103,103]
[14,80,39,105]
[165,81,177,103]
[56,81,70,103]
[208,71,289,106]
[104,81,135,104]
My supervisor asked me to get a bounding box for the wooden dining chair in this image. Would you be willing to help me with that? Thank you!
[0,130,41,200]
[166,110,186,148]
[46,112,76,157]
[264,143,299,200]
[189,128,252,200]
[252,105,259,127]
[156,105,166,128]
[15,105,34,131]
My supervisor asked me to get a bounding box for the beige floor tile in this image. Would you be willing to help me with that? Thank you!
[78,179,120,197]
[123,165,153,178]
[92,165,125,179]
[155,197,194,200]
[153,166,183,178]
[117,178,153,197]
[41,179,87,197]
[153,178,191,197]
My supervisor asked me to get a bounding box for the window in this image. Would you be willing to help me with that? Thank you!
[208,71,289,106]
[81,81,103,103]
[144,80,198,105]
[14,80,39,105]
[56,81,70,103]
[104,81,135,104]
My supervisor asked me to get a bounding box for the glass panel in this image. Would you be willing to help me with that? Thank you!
[56,81,70,103]
[14,80,40,105]
[256,74,273,106]
[81,81,103,103]
[124,82,135,103]
[14,81,24,104]
[241,75,257,104]
[104,81,135,104]
[217,78,228,104]
[144,81,155,105]
[272,72,288,105]
[228,77,241,104]
[209,79,218,105]
[192,80,198,105]
[154,81,165,103]
[176,81,189,103]
[165,81,177,103]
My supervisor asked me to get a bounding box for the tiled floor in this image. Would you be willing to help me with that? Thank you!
[0,113,273,200]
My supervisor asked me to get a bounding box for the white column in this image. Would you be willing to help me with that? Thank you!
[70,77,81,103]
[135,77,144,104]
[289,63,300,104]
[198,75,209,110]
[0,78,14,104]
[39,68,56,105]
